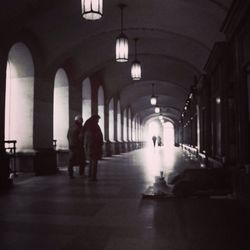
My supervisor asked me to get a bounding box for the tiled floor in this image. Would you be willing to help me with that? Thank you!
[0,146,250,250]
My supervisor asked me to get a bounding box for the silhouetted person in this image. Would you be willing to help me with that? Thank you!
[152,135,157,147]
[67,115,85,178]
[157,136,162,146]
[83,114,103,181]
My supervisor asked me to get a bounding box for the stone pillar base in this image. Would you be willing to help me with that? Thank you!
[34,148,58,175]
[0,150,12,188]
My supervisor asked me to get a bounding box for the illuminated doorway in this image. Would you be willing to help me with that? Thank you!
[53,68,69,150]
[109,98,114,141]
[82,78,92,122]
[5,43,34,151]
[163,121,175,146]
[98,86,105,135]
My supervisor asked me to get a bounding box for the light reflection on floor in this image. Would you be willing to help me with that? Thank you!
[142,143,177,183]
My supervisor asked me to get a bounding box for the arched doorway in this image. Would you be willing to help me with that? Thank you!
[97,86,105,135]
[82,78,92,122]
[123,108,127,142]
[53,68,69,150]
[5,42,34,151]
[163,121,175,146]
[117,100,122,141]
[109,98,114,141]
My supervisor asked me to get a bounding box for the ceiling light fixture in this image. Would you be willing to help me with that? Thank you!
[155,106,160,114]
[131,38,141,80]
[81,0,103,20]
[150,83,157,105]
[116,4,129,62]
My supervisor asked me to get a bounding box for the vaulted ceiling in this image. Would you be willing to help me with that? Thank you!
[1,0,233,123]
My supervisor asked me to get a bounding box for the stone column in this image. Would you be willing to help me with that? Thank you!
[32,71,57,175]
[0,49,11,187]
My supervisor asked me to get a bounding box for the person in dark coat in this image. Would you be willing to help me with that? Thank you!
[152,135,157,147]
[83,114,103,181]
[67,115,85,178]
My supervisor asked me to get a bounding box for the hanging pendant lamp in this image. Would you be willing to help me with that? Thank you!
[81,0,103,20]
[116,4,129,62]
[150,83,157,105]
[131,38,141,80]
[155,106,160,114]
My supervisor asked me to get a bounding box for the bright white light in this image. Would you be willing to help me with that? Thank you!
[117,101,122,141]
[141,120,176,182]
[98,86,105,135]
[131,60,141,80]
[81,0,103,20]
[116,34,129,62]
[216,97,221,104]
[54,69,69,150]
[155,106,160,113]
[149,121,159,135]
[150,96,157,105]
[5,43,34,151]
[123,109,128,141]
[82,78,91,122]
[163,122,175,146]
[109,99,114,141]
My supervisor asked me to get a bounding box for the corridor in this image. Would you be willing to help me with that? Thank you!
[1,146,249,250]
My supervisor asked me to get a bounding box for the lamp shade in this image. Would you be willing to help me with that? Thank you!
[116,33,129,62]
[131,60,141,80]
[150,96,157,105]
[81,0,103,20]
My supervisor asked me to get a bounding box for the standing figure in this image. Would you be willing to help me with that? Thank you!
[83,114,103,181]
[152,135,157,147]
[157,136,162,146]
[67,115,85,179]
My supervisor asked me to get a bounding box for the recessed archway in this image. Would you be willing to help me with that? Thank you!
[117,100,122,141]
[5,42,34,151]
[82,78,92,122]
[163,121,175,146]
[123,108,127,142]
[53,68,69,150]
[98,86,105,135]
[109,98,114,141]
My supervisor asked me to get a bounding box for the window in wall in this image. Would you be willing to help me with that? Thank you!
[98,86,105,135]
[82,78,92,122]
[117,100,122,141]
[109,98,114,141]
[5,42,34,151]
[53,68,69,150]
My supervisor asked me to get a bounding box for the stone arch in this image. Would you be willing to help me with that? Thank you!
[53,68,69,150]
[117,100,122,141]
[123,108,127,142]
[5,42,34,151]
[109,98,114,141]
[97,85,105,135]
[82,77,92,122]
